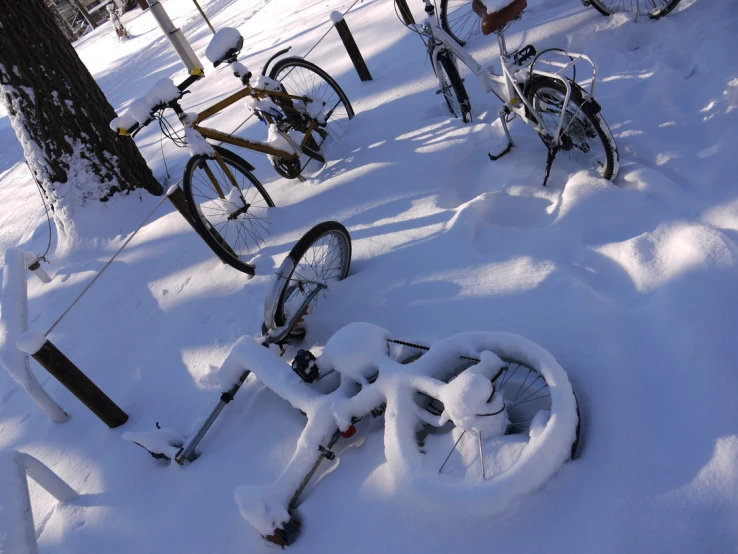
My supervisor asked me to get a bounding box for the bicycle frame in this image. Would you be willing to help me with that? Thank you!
[182,84,320,162]
[422,15,600,147]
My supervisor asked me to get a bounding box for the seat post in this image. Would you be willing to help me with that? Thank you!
[497,31,509,59]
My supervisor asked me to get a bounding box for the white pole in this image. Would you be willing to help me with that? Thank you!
[148,1,204,75]
[0,450,78,554]
[0,248,68,423]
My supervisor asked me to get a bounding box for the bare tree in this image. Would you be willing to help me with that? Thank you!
[0,0,162,241]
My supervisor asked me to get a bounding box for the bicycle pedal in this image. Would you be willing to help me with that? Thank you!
[265,517,301,546]
[292,349,319,382]
[319,445,336,460]
[513,44,537,66]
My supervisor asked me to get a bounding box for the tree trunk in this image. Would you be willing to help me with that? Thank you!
[0,0,163,241]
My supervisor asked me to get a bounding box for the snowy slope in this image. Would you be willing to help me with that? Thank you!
[1,0,738,552]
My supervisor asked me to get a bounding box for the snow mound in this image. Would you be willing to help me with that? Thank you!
[318,322,391,382]
[596,223,738,292]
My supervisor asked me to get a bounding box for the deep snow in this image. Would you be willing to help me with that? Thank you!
[1,0,738,552]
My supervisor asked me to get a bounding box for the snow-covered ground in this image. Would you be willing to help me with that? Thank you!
[2,0,738,551]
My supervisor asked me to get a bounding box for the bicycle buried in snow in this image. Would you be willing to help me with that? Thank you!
[124,223,581,546]
[404,0,619,185]
[112,28,353,274]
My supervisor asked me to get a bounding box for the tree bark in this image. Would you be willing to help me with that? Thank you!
[0,0,163,239]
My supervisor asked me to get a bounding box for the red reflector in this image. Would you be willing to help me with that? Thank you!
[341,425,356,439]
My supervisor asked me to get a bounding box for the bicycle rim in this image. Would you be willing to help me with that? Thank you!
[183,147,274,273]
[436,52,472,123]
[269,59,354,155]
[275,221,351,327]
[588,0,681,18]
[441,0,483,46]
[527,79,617,180]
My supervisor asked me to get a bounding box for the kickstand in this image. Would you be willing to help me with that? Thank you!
[542,146,559,187]
[489,107,515,161]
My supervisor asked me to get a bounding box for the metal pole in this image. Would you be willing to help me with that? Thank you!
[191,0,215,34]
[148,0,204,75]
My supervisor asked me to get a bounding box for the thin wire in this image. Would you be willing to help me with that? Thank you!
[44,191,175,337]
[303,0,364,60]
[24,162,53,262]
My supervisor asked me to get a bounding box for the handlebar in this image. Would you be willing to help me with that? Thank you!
[117,72,205,137]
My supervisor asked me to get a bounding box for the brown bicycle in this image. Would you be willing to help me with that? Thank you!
[115,29,354,274]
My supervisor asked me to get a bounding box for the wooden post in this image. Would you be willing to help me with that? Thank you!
[137,0,149,9]
[395,0,415,25]
[167,184,201,231]
[17,333,128,428]
[330,12,372,82]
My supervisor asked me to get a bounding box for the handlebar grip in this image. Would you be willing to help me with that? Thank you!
[177,72,204,92]
[130,119,150,138]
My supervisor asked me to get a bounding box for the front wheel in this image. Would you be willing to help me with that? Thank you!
[440,0,483,46]
[435,51,472,123]
[525,77,619,181]
[587,0,681,18]
[183,146,275,275]
[268,58,354,177]
[271,221,352,329]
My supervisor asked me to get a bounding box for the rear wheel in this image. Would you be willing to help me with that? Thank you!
[268,58,354,177]
[588,0,681,18]
[183,146,274,274]
[436,51,472,123]
[389,334,581,515]
[440,0,483,46]
[526,76,619,181]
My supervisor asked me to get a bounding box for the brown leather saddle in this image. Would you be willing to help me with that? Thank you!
[471,0,528,35]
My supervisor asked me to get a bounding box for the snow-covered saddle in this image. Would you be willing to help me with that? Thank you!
[204,27,244,67]
[471,0,527,35]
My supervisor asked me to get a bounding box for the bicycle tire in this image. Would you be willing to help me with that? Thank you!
[587,0,681,18]
[273,221,351,328]
[525,76,619,181]
[440,0,483,46]
[268,58,354,177]
[183,146,275,275]
[436,50,472,123]
[389,333,580,515]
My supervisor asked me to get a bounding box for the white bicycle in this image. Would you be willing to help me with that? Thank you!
[407,0,619,185]
[223,321,581,545]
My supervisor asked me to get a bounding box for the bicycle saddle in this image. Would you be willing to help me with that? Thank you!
[205,27,245,67]
[471,0,527,35]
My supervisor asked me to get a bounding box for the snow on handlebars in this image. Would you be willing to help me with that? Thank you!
[109,77,183,134]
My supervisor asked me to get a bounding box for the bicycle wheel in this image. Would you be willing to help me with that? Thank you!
[268,58,354,176]
[526,76,619,181]
[436,50,472,123]
[272,221,351,328]
[587,0,681,18]
[389,333,580,515]
[440,0,483,46]
[183,146,275,275]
